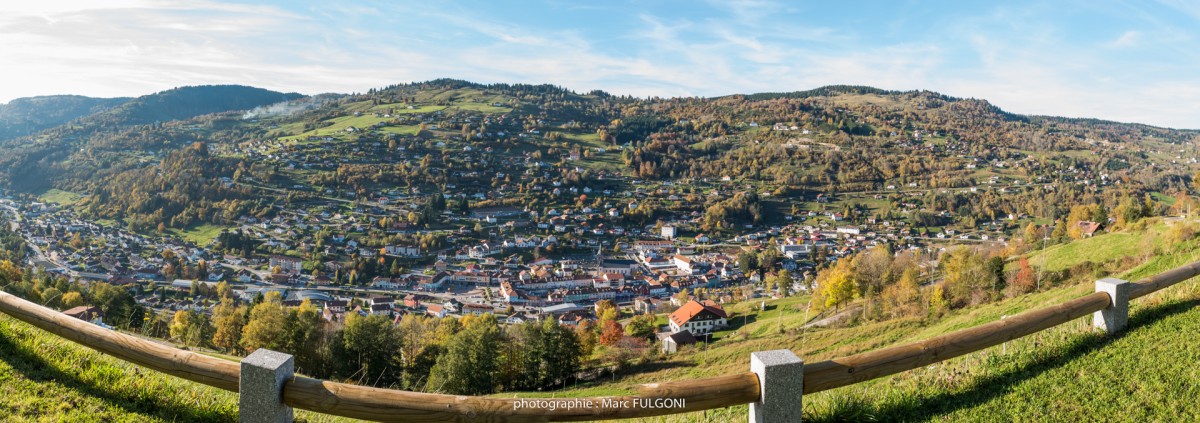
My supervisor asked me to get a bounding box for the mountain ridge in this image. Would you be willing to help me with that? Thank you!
[0,95,131,141]
[0,78,1196,234]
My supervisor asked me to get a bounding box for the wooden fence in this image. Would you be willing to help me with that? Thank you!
[0,260,1198,422]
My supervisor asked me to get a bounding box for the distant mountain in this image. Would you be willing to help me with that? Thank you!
[0,95,130,140]
[103,85,304,125]
[2,78,1199,232]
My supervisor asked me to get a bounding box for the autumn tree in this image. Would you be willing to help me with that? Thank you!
[169,310,213,348]
[1008,257,1037,297]
[428,314,502,395]
[576,320,598,357]
[599,319,624,346]
[211,298,246,353]
[881,267,921,318]
[241,292,287,352]
[928,284,948,317]
[333,313,400,385]
[851,244,893,296]
[284,300,328,376]
[815,259,857,312]
[61,291,84,308]
[940,247,997,307]
[625,313,658,340]
[1023,222,1040,246]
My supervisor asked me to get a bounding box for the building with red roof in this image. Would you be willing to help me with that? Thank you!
[668,299,728,335]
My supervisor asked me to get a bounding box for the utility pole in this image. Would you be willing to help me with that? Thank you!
[777,300,784,332]
[1040,234,1049,291]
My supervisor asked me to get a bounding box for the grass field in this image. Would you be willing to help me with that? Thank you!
[167,224,227,246]
[559,132,624,173]
[1027,221,1167,272]
[0,314,356,422]
[367,103,447,115]
[38,189,84,206]
[801,279,1200,422]
[451,102,513,114]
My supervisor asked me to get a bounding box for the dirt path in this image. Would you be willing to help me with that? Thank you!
[802,303,862,328]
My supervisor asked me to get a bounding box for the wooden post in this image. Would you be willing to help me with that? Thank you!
[749,350,804,423]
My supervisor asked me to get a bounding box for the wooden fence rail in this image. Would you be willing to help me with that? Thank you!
[0,259,1198,422]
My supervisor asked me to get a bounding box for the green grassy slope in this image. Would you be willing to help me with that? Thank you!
[0,314,357,422]
[564,279,1200,423]
[1028,222,1167,272]
[802,280,1200,422]
[37,189,84,206]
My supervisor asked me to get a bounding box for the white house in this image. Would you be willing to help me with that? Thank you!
[662,225,677,239]
[668,300,728,335]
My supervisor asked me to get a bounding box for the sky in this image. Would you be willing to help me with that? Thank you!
[1,0,1198,128]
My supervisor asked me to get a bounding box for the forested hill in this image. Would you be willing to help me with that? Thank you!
[0,85,304,196]
[103,85,304,125]
[0,84,293,140]
[0,95,130,141]
[0,79,1198,234]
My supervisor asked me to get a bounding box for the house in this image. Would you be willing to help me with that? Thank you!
[504,313,527,325]
[269,255,304,275]
[600,259,639,275]
[668,300,728,335]
[403,294,423,309]
[326,300,348,313]
[662,225,677,239]
[384,245,422,257]
[673,255,695,274]
[557,312,588,326]
[660,330,698,354]
[426,304,447,318]
[777,241,816,257]
[370,277,402,290]
[836,227,861,236]
[462,303,493,316]
[63,305,104,325]
[1077,220,1103,237]
[633,296,664,314]
[442,299,463,314]
[415,272,451,291]
[369,296,394,307]
[369,303,394,317]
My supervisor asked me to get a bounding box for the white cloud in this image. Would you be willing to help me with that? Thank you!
[0,1,1195,129]
[1109,30,1142,47]
[0,1,319,99]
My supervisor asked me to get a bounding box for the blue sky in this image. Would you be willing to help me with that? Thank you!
[1,1,1198,128]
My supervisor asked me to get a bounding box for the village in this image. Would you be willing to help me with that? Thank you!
[0,86,1146,355]
[0,180,1001,351]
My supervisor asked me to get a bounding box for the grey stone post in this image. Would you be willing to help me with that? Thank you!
[1094,278,1129,335]
[749,349,804,423]
[240,349,295,423]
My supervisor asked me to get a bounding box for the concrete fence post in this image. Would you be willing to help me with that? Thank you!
[240,349,295,423]
[749,349,804,423]
[1093,278,1129,335]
